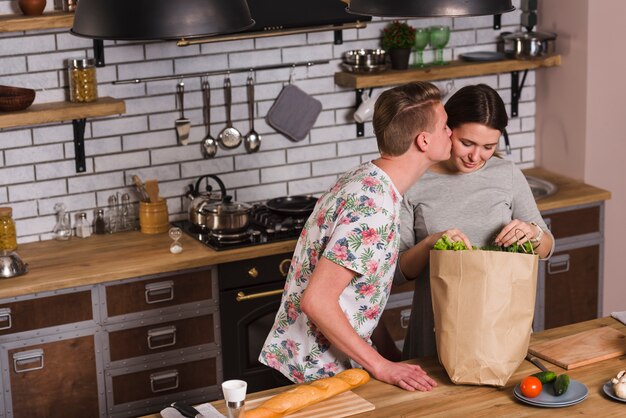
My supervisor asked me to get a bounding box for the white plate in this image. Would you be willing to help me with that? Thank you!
[603,381,626,402]
[514,379,588,407]
[459,51,507,62]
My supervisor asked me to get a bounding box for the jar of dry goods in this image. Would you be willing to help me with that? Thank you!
[0,207,17,252]
[68,58,98,102]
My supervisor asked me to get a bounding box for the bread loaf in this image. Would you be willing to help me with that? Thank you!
[245,369,370,418]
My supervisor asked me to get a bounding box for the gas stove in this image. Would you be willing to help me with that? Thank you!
[173,204,308,251]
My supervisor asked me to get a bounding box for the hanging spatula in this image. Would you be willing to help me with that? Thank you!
[175,81,190,146]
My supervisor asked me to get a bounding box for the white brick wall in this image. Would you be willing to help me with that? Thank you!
[0,1,538,242]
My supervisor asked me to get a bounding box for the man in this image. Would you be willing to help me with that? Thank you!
[259,82,451,391]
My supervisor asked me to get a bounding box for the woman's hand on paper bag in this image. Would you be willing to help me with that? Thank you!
[494,219,535,247]
[434,228,473,251]
[373,360,437,392]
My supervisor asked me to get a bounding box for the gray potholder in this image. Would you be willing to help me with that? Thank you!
[266,84,322,141]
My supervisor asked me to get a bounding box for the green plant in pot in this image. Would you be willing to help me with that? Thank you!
[381,20,416,70]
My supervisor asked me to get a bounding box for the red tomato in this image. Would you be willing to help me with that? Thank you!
[520,376,543,398]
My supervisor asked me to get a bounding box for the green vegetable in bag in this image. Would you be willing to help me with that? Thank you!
[433,235,534,254]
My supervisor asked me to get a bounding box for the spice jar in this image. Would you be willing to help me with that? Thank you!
[75,212,92,238]
[68,58,98,103]
[0,207,17,252]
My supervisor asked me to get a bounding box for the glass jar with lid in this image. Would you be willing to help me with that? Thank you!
[68,58,98,103]
[0,207,17,252]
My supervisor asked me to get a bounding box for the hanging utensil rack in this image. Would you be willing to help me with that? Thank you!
[113,60,330,85]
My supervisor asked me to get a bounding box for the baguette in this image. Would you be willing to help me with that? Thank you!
[245,369,370,418]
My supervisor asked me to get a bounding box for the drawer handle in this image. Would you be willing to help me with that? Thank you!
[147,325,177,350]
[248,267,259,278]
[236,289,283,302]
[279,258,291,277]
[400,309,411,329]
[150,369,179,393]
[548,254,570,275]
[13,349,44,373]
[145,280,174,304]
[0,307,12,331]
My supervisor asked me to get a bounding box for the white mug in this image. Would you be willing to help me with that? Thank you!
[222,379,247,403]
[354,90,378,123]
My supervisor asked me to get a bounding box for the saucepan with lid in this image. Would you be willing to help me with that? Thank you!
[187,174,251,232]
[499,31,557,59]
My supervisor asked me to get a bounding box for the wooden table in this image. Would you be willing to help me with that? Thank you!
[153,317,624,418]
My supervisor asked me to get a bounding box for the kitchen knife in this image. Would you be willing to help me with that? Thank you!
[525,353,549,372]
[170,401,203,418]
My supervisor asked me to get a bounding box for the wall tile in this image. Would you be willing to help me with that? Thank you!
[5,144,64,166]
[262,162,310,183]
[0,166,34,186]
[313,156,361,176]
[68,172,124,194]
[9,179,66,201]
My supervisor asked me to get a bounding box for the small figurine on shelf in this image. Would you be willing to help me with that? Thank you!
[381,20,416,70]
[52,203,72,240]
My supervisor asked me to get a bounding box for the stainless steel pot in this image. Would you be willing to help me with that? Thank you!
[0,251,28,279]
[500,31,556,59]
[187,174,251,232]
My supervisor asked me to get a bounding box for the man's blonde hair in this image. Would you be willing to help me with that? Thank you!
[373,82,442,156]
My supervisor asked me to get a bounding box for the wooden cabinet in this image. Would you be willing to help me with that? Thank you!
[534,202,605,330]
[101,267,221,418]
[0,287,103,418]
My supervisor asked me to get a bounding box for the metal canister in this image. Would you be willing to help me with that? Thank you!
[68,58,98,102]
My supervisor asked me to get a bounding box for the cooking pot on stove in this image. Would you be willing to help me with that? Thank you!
[266,195,318,216]
[187,174,251,232]
[499,30,556,59]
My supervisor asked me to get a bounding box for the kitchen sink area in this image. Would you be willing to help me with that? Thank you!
[525,175,558,201]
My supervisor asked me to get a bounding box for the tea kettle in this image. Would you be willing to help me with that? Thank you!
[187,174,227,229]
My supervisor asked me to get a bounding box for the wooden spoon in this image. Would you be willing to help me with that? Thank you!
[144,179,160,203]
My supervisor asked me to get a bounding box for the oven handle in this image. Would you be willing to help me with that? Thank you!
[236,289,283,302]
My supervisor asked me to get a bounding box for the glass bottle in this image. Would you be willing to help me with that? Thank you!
[94,209,107,234]
[0,207,18,252]
[52,203,72,240]
[107,194,119,233]
[75,212,91,238]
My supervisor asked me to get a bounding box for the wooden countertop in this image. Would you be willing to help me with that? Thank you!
[185,316,626,418]
[0,168,609,300]
[0,231,296,300]
[524,167,611,211]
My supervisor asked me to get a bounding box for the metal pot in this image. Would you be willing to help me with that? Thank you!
[187,174,251,232]
[499,31,556,59]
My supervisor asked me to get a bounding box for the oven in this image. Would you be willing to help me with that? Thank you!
[218,252,293,393]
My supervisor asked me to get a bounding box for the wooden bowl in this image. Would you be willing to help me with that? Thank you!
[0,85,36,112]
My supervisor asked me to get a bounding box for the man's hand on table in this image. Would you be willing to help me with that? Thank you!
[373,360,437,392]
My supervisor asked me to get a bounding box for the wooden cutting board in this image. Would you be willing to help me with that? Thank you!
[246,390,375,418]
[528,326,626,369]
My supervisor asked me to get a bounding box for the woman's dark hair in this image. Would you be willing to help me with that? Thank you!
[444,84,508,132]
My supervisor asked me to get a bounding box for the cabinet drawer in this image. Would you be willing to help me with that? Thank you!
[544,245,600,329]
[111,357,218,405]
[0,291,92,336]
[380,306,411,344]
[105,269,213,317]
[543,206,600,239]
[7,335,99,418]
[108,314,216,361]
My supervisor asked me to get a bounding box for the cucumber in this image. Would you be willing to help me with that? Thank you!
[532,371,557,384]
[554,374,570,396]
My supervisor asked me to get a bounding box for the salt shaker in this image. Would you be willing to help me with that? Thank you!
[222,380,247,418]
[75,212,92,238]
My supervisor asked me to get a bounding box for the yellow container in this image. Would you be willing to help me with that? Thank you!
[139,199,169,234]
[0,207,17,251]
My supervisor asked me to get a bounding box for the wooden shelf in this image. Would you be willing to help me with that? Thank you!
[0,11,73,33]
[334,54,562,89]
[0,97,125,129]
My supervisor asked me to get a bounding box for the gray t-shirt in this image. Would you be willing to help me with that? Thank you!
[396,157,552,359]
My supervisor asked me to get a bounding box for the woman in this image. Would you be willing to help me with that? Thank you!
[396,84,554,360]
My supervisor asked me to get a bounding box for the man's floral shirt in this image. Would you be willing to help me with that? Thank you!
[259,162,401,383]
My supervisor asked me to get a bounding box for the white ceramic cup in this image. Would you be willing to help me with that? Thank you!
[354,90,377,123]
[222,379,247,403]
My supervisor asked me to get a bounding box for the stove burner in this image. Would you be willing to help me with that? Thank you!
[208,229,252,243]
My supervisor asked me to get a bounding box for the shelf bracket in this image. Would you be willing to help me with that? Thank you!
[334,29,343,45]
[72,119,87,173]
[493,14,502,30]
[93,39,105,67]
[510,69,528,118]
[355,88,365,137]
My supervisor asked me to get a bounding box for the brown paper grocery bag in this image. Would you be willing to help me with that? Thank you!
[430,250,538,387]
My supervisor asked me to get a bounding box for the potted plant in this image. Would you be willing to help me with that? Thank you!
[381,20,416,70]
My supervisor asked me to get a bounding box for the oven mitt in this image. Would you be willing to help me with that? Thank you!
[266,84,322,141]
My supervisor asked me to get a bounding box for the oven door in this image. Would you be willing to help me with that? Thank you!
[219,281,285,393]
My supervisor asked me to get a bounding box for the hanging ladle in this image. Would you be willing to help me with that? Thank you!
[218,75,242,149]
[201,78,217,158]
[244,72,261,153]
